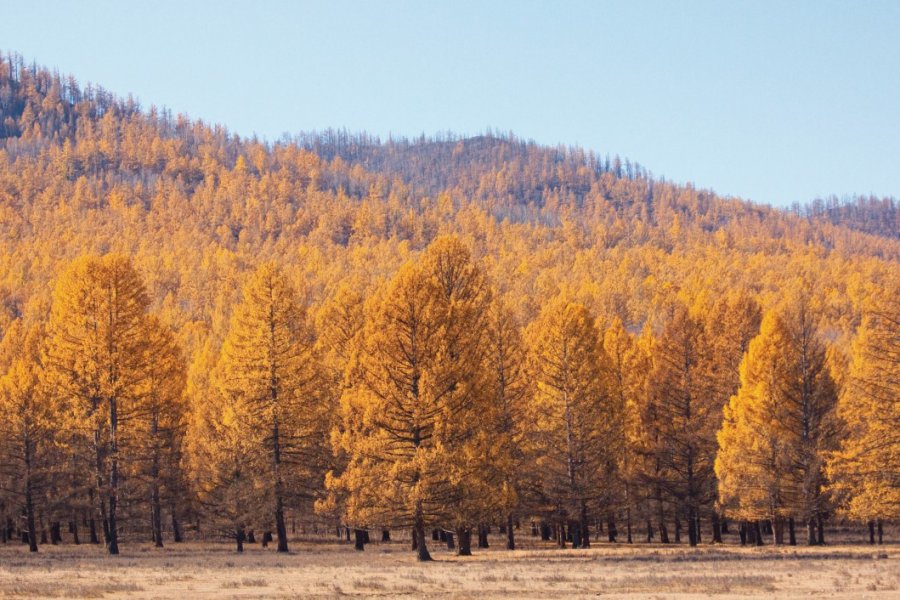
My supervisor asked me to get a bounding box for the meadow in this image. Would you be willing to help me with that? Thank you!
[0,532,895,599]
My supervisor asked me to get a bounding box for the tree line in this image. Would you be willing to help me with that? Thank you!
[1,237,895,559]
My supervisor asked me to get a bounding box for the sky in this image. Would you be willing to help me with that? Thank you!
[3,0,899,207]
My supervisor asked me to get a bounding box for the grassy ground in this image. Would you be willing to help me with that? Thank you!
[0,535,896,599]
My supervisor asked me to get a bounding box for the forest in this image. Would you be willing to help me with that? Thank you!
[0,52,897,561]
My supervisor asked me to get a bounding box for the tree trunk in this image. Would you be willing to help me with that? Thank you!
[739,522,747,545]
[236,526,245,552]
[607,511,617,543]
[274,496,288,552]
[414,502,431,561]
[807,517,817,546]
[24,482,37,552]
[658,520,670,544]
[674,516,681,544]
[877,519,883,545]
[88,517,99,544]
[754,520,764,546]
[788,517,796,545]
[107,397,121,556]
[506,514,515,550]
[646,519,654,542]
[171,510,183,543]
[411,528,417,551]
[711,512,722,544]
[816,515,824,545]
[580,502,591,548]
[354,528,366,551]
[151,482,163,548]
[774,517,784,545]
[478,524,490,548]
[445,530,455,550]
[540,521,551,541]
[71,517,80,545]
[381,529,391,542]
[50,522,61,545]
[457,526,472,556]
[687,508,698,547]
[868,520,876,544]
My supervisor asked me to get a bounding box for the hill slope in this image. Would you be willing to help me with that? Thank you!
[0,52,897,357]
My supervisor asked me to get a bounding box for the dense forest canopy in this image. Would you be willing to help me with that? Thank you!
[0,51,897,557]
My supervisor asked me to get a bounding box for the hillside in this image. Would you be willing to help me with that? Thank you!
[0,54,895,354]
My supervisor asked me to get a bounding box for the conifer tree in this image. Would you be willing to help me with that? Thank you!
[331,236,490,561]
[43,255,155,555]
[525,296,613,548]
[0,321,56,552]
[827,284,899,533]
[644,304,718,546]
[716,294,839,545]
[216,262,325,553]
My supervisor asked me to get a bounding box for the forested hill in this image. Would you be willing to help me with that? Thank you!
[0,51,897,349]
[294,129,899,240]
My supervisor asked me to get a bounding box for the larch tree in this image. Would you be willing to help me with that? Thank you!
[703,291,761,542]
[525,296,613,549]
[135,317,187,548]
[827,284,899,540]
[0,321,57,552]
[644,304,718,546]
[716,294,840,545]
[330,236,490,561]
[216,262,325,553]
[481,300,530,551]
[42,254,155,555]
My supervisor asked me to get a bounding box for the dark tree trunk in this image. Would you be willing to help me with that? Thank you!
[739,522,747,545]
[687,509,698,547]
[107,397,121,556]
[354,528,366,551]
[580,503,591,548]
[807,517,817,546]
[171,511,183,543]
[50,522,61,545]
[236,527,245,552]
[869,520,876,544]
[432,529,440,541]
[274,496,288,552]
[711,512,722,543]
[674,516,681,544]
[816,515,824,545]
[658,520,670,544]
[381,529,391,542]
[445,530,455,550]
[414,509,432,562]
[506,514,515,550]
[478,524,489,548]
[88,517,99,544]
[774,517,784,545]
[250,530,258,544]
[646,519,654,542]
[788,517,796,545]
[607,512,617,543]
[540,521,551,541]
[557,522,566,548]
[753,520,764,546]
[411,528,418,551]
[25,485,37,552]
[71,517,80,545]
[877,519,883,544]
[457,526,472,556]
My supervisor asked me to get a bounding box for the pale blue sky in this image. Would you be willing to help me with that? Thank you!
[3,0,899,206]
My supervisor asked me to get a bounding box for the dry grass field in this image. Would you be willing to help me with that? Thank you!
[0,534,896,599]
